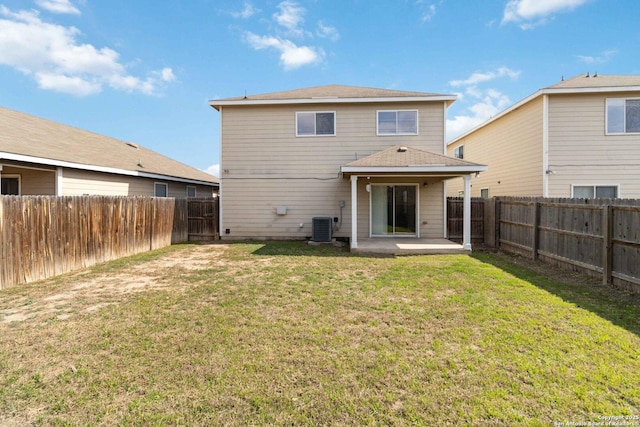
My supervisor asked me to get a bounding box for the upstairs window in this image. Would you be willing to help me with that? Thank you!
[296,112,335,136]
[377,110,418,135]
[606,98,640,134]
[454,145,464,159]
[572,185,618,198]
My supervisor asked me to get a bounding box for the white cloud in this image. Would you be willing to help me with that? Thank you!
[317,21,339,41]
[273,0,305,36]
[244,32,323,70]
[206,164,220,177]
[421,4,437,22]
[446,67,518,140]
[449,66,520,87]
[35,0,80,15]
[232,1,259,19]
[0,6,174,96]
[36,72,101,96]
[577,49,617,65]
[502,0,591,29]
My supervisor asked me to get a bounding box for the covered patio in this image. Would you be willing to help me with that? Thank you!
[352,237,466,255]
[340,145,487,253]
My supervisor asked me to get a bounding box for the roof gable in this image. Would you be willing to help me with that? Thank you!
[449,74,640,145]
[0,107,218,185]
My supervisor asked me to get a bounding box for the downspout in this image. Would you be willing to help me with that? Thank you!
[218,107,224,239]
[542,94,549,197]
[56,167,63,196]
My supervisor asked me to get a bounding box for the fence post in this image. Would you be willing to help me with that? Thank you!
[532,201,540,260]
[495,197,501,249]
[602,204,613,285]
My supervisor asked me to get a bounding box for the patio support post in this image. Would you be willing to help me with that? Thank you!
[350,175,358,249]
[463,174,472,250]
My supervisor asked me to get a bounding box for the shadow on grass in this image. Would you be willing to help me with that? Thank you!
[472,250,640,338]
[248,240,394,258]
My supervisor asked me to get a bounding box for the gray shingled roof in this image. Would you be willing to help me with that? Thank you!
[0,106,218,185]
[345,145,485,168]
[547,74,640,90]
[211,84,454,106]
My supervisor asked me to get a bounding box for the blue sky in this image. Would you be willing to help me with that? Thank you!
[1,0,639,177]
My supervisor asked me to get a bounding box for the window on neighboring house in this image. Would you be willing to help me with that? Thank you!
[458,191,464,197]
[606,98,640,134]
[572,185,618,198]
[186,186,196,198]
[480,188,490,198]
[377,110,418,135]
[154,182,168,197]
[454,145,464,159]
[296,112,335,136]
[1,175,20,195]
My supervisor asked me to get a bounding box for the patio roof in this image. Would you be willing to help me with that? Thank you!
[340,145,487,175]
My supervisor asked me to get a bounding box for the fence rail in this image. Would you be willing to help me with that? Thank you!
[447,197,640,294]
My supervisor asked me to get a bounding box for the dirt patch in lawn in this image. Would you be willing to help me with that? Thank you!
[0,244,230,325]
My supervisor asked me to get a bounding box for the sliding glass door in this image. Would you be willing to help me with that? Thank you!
[371,185,417,236]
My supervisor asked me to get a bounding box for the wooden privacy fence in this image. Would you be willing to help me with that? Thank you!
[187,198,219,241]
[0,196,178,290]
[447,197,640,294]
[446,197,486,243]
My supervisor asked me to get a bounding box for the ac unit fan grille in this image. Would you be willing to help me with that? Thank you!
[312,217,333,242]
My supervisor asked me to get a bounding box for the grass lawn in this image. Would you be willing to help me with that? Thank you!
[0,241,639,426]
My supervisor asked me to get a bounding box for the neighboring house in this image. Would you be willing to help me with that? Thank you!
[0,107,218,197]
[447,74,640,199]
[209,85,486,250]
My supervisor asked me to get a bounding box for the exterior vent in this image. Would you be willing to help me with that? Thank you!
[312,217,333,242]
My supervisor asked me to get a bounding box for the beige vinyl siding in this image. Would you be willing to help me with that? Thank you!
[447,96,544,197]
[61,169,215,197]
[2,165,55,195]
[548,92,640,198]
[220,102,446,239]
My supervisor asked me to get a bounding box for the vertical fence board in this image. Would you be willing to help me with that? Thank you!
[0,196,187,290]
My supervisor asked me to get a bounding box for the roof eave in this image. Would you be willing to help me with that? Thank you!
[341,165,488,174]
[209,95,457,109]
[0,152,219,187]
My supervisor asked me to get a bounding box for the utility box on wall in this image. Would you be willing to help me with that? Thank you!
[312,217,333,242]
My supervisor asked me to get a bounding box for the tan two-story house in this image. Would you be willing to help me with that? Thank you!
[447,74,640,199]
[210,85,486,251]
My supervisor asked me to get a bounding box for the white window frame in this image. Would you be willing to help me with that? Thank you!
[1,174,21,195]
[605,98,640,135]
[454,145,464,159]
[186,185,196,198]
[295,111,336,137]
[480,188,490,198]
[154,182,168,197]
[571,184,619,199]
[377,110,419,136]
